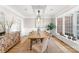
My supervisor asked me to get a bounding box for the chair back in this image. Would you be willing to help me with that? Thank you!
[41,38,49,52]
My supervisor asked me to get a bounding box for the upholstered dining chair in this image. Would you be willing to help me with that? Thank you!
[32,38,49,53]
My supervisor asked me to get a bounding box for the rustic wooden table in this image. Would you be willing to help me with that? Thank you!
[28,31,48,50]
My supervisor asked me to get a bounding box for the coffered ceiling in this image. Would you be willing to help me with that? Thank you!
[8,5,77,18]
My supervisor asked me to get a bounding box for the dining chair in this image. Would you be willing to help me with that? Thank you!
[32,38,49,53]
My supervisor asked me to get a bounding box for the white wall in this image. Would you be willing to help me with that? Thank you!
[21,17,52,36]
[0,6,24,33]
[0,6,53,36]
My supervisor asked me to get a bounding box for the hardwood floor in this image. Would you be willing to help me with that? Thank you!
[7,36,78,53]
[51,36,78,53]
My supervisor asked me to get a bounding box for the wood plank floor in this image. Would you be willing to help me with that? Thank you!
[7,36,78,53]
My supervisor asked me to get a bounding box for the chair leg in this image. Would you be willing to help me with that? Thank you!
[36,40,37,43]
[30,39,32,50]
[46,46,48,53]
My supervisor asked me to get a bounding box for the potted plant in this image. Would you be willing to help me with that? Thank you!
[72,35,77,41]
[47,23,56,34]
[68,34,71,39]
[5,19,14,33]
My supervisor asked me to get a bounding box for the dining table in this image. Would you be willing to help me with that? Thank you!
[28,31,49,50]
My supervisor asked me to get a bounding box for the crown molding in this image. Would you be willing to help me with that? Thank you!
[1,5,25,18]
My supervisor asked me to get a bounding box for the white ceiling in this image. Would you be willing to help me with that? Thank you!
[8,5,77,18]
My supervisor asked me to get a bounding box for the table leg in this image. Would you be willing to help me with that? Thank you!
[40,39,43,43]
[30,39,32,50]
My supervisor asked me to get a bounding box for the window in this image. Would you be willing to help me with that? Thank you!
[65,15,73,35]
[57,18,63,35]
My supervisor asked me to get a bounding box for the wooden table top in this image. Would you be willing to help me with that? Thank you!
[28,31,49,39]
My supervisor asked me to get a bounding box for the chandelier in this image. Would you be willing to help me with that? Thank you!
[37,10,41,23]
[36,10,41,35]
[35,10,41,28]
